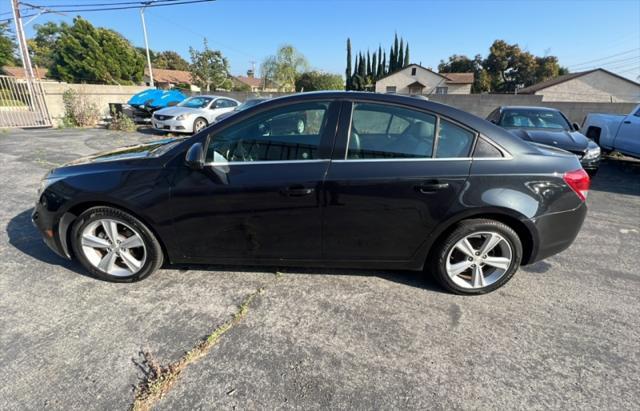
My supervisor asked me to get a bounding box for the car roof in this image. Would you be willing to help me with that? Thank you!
[258,91,536,155]
[499,106,561,112]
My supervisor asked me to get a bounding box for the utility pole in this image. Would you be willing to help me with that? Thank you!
[140,4,154,88]
[11,0,35,81]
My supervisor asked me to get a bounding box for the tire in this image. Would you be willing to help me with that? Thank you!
[193,117,208,134]
[70,206,163,282]
[429,219,522,295]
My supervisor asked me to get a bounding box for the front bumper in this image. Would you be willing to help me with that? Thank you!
[152,117,192,133]
[525,201,587,264]
[32,199,73,259]
[580,155,600,175]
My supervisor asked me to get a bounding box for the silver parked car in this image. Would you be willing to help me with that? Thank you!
[152,95,239,134]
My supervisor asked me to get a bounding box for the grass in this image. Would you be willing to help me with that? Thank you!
[131,287,264,411]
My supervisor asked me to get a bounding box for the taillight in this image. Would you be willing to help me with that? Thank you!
[563,168,590,201]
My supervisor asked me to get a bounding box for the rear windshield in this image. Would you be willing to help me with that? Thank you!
[498,109,570,130]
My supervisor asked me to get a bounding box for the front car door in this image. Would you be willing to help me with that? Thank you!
[615,106,640,156]
[169,100,340,263]
[322,100,474,266]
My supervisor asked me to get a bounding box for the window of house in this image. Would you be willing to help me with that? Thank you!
[347,103,436,159]
[386,86,397,93]
[206,101,330,163]
[435,87,448,95]
[411,67,417,75]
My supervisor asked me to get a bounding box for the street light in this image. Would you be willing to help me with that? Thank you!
[140,2,154,88]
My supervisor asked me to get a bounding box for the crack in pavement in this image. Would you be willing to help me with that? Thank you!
[130,273,281,411]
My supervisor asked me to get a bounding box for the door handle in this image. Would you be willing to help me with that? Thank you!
[623,120,631,124]
[282,185,315,197]
[416,181,450,193]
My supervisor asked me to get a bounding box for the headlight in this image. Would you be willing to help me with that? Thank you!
[176,114,189,121]
[583,145,601,160]
[38,176,64,195]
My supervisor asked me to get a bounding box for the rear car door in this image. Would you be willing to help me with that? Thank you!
[322,100,474,263]
[169,100,339,262]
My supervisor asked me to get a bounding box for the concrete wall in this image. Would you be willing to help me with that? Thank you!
[42,83,148,126]
[428,94,637,123]
[535,70,640,103]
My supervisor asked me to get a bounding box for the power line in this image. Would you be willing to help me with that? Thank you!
[23,0,180,7]
[568,48,640,68]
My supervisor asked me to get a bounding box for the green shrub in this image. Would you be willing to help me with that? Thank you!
[108,111,136,132]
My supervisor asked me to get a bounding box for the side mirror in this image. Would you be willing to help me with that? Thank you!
[185,142,204,170]
[572,122,581,132]
[490,119,498,124]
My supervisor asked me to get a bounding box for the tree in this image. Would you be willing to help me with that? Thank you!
[261,44,308,92]
[0,22,17,67]
[27,22,65,69]
[345,38,352,90]
[295,71,343,91]
[403,42,410,67]
[189,39,231,91]
[398,38,404,71]
[154,50,189,71]
[50,18,144,84]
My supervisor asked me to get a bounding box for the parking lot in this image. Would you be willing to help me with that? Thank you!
[1,127,639,410]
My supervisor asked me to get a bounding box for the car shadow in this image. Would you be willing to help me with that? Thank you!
[6,209,89,276]
[591,156,640,196]
[7,208,444,292]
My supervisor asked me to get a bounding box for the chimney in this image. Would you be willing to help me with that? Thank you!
[247,69,254,78]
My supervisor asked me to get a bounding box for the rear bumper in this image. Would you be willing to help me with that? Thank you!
[525,201,587,264]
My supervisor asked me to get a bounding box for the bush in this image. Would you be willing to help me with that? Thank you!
[108,111,136,132]
[62,88,100,127]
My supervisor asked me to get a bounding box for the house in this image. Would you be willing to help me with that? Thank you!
[374,64,474,95]
[232,70,278,92]
[1,66,50,82]
[517,68,640,102]
[143,68,200,92]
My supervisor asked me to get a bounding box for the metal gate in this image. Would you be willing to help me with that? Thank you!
[0,75,52,128]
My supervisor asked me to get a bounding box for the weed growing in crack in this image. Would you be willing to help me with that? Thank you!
[131,287,264,411]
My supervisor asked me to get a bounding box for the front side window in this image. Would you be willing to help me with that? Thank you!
[206,101,330,163]
[347,103,436,159]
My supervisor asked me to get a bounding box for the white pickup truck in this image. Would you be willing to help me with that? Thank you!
[582,104,640,158]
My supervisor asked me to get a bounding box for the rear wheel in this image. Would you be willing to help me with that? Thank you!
[70,207,163,282]
[430,219,522,294]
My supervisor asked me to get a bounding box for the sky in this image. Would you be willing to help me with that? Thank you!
[2,0,640,81]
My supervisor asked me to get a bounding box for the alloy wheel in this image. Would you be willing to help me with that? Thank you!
[194,119,207,133]
[445,231,513,289]
[80,219,146,277]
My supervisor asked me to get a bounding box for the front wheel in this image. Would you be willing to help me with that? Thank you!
[430,219,522,295]
[193,117,208,134]
[70,207,164,282]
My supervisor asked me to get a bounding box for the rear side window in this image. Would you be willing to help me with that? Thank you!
[435,119,475,158]
[348,103,436,159]
[473,137,504,158]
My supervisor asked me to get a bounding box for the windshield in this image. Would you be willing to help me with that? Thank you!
[499,109,571,130]
[177,96,213,109]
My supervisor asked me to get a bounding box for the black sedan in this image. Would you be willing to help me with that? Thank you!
[486,106,601,176]
[33,92,589,294]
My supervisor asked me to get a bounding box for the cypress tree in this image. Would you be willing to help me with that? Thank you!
[393,33,399,70]
[371,52,377,80]
[389,45,395,72]
[382,51,386,76]
[358,53,366,78]
[366,50,371,79]
[377,46,383,78]
[345,38,352,90]
[398,38,404,70]
[404,42,410,67]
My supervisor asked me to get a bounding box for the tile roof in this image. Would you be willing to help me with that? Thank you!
[144,68,192,84]
[234,75,263,88]
[2,66,49,79]
[443,72,474,84]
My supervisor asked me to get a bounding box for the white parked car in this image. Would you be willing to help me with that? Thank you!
[152,95,239,134]
[582,104,640,159]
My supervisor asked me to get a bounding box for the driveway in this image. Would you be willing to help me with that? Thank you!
[1,128,639,410]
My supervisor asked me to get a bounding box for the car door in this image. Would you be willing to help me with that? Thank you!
[169,100,339,262]
[614,107,640,155]
[322,101,473,262]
